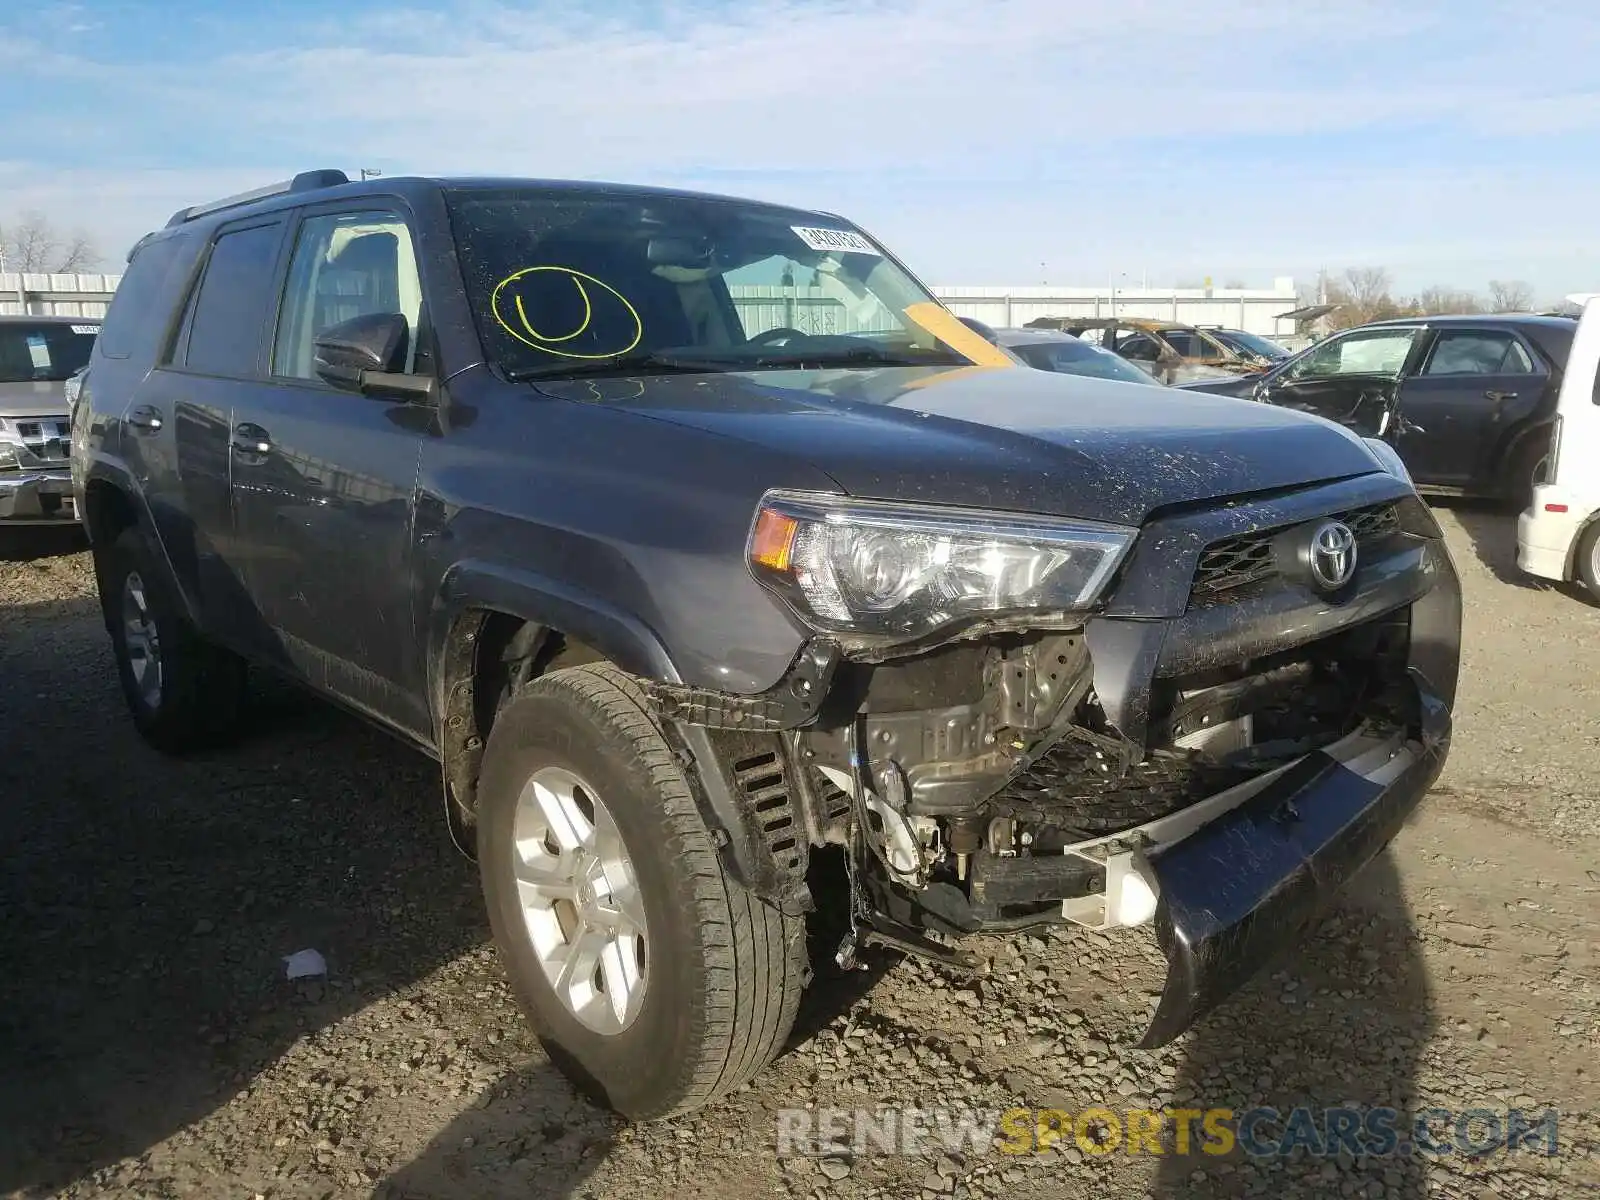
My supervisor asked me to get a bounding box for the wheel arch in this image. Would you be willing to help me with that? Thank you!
[426,561,813,912]
[81,473,142,549]
[1497,417,1556,497]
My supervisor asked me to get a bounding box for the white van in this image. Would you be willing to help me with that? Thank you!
[1517,294,1600,595]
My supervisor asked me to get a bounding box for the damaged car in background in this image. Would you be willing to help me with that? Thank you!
[76,170,1461,1120]
[1023,315,1271,385]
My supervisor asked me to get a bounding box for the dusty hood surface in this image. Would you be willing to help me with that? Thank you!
[0,381,73,419]
[536,363,1385,526]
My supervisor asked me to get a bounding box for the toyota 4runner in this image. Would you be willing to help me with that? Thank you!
[74,170,1461,1119]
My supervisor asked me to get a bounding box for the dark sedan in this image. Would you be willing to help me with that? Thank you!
[1216,314,1574,502]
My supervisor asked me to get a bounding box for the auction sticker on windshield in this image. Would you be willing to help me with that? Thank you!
[792,226,880,255]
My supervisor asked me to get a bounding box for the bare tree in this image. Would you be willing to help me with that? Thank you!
[0,211,101,273]
[1322,267,1406,329]
[1488,279,1534,313]
[1414,286,1481,315]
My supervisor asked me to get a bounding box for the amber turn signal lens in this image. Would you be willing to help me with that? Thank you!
[750,508,800,572]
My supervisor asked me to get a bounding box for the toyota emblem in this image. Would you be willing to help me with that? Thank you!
[1308,521,1358,590]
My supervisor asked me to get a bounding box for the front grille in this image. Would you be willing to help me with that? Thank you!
[10,417,71,465]
[1189,502,1400,604]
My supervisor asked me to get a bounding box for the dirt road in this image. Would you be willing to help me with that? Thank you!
[2,505,1596,1199]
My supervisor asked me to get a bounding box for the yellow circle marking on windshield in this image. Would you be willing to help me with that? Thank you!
[490,266,643,359]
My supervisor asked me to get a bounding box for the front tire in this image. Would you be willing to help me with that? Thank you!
[96,525,248,754]
[476,664,807,1119]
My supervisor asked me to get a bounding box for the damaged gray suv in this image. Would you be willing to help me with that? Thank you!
[73,170,1460,1119]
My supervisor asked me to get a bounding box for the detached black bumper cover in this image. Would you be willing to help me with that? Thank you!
[1138,681,1452,1048]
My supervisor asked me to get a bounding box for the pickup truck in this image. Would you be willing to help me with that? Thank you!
[0,315,98,527]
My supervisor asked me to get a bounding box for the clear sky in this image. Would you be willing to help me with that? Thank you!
[3,0,1597,301]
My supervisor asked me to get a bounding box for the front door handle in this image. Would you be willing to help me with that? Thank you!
[126,404,164,432]
[232,422,272,456]
[1484,390,1518,402]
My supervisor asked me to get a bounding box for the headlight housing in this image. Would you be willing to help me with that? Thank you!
[747,490,1136,638]
[1362,437,1413,485]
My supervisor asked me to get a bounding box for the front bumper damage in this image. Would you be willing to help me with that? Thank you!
[654,475,1462,1047]
[1137,687,1449,1046]
[0,469,77,524]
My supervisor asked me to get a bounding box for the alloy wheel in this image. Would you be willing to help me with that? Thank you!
[121,570,163,710]
[512,766,648,1034]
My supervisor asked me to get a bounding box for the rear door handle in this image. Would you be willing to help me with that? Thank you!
[232,422,272,455]
[1484,390,1518,402]
[126,404,164,432]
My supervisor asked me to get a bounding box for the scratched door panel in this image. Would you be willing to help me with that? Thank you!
[229,380,427,734]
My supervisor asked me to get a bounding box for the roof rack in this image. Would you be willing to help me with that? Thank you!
[164,169,352,228]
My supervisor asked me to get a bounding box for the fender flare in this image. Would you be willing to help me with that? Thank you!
[79,461,207,627]
[427,560,812,913]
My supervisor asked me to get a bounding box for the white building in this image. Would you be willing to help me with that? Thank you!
[931,278,1301,337]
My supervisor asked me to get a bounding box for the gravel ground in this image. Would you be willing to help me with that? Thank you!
[1,505,1596,1200]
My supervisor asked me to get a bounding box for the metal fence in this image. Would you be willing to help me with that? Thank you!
[0,273,119,318]
[726,284,903,337]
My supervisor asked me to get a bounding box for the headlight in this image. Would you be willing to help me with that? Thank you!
[0,436,27,472]
[747,490,1136,638]
[1362,437,1413,485]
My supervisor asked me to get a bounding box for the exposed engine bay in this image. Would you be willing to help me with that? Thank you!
[784,607,1417,953]
[657,598,1422,985]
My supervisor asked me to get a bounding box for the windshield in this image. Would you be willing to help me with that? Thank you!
[1211,329,1289,360]
[445,187,1002,377]
[0,322,98,384]
[1012,338,1160,384]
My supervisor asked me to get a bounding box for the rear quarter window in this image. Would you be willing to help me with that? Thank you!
[96,235,195,361]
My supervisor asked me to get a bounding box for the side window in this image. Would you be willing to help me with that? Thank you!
[1287,329,1418,381]
[1117,332,1161,361]
[272,211,424,380]
[180,222,284,377]
[1162,331,1198,356]
[1422,330,1536,376]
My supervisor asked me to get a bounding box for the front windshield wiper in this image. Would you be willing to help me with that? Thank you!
[502,351,744,382]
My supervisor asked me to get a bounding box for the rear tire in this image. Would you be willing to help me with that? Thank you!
[1504,438,1549,509]
[1577,521,1600,597]
[476,663,807,1119]
[96,525,248,754]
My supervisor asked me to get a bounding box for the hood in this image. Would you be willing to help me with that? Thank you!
[0,381,72,419]
[535,363,1384,526]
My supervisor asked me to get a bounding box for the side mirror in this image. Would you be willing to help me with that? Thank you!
[313,312,408,387]
[312,313,434,403]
